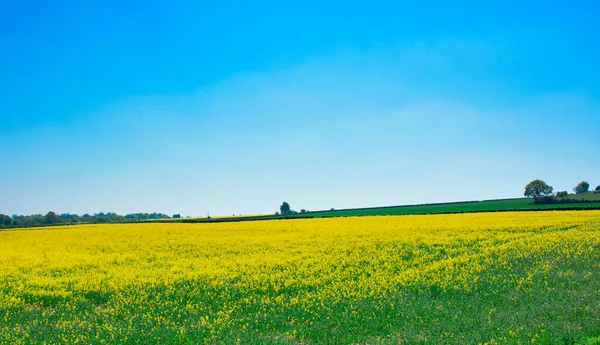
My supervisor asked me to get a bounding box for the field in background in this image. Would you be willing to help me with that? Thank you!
[176,197,600,223]
[563,191,600,202]
[1,211,599,344]
[4,196,600,229]
[296,197,600,218]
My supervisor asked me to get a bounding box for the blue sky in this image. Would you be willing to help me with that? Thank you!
[1,1,599,216]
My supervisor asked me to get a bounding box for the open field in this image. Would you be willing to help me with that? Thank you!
[297,197,600,218]
[1,211,600,344]
[176,197,600,223]
[563,191,600,202]
[4,197,600,230]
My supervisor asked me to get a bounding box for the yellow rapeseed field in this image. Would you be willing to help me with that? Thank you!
[0,211,599,344]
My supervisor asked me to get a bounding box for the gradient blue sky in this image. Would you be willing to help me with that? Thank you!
[1,1,599,216]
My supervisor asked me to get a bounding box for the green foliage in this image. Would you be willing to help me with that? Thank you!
[524,179,554,201]
[595,185,600,192]
[304,199,600,218]
[123,212,169,221]
[6,212,171,229]
[280,202,291,215]
[578,336,600,345]
[574,181,590,194]
[44,211,58,224]
[0,214,12,227]
[557,191,569,198]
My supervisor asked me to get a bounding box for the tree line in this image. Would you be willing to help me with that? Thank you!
[0,211,171,229]
[524,179,599,203]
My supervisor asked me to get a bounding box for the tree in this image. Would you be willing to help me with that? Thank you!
[524,180,554,201]
[280,202,291,215]
[44,211,58,224]
[556,191,568,198]
[596,185,600,192]
[0,214,12,226]
[573,181,590,194]
[70,214,81,224]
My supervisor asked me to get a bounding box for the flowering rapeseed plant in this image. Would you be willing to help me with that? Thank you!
[0,211,598,344]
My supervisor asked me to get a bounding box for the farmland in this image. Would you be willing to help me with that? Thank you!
[1,211,599,344]
[180,197,600,224]
[280,197,600,219]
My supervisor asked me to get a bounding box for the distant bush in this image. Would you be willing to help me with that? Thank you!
[556,191,569,198]
[534,196,555,204]
[6,211,171,229]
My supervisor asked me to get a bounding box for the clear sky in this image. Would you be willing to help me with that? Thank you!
[1,1,599,217]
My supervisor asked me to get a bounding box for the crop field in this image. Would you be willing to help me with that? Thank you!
[293,198,600,219]
[176,198,600,224]
[1,211,599,344]
[310,195,600,217]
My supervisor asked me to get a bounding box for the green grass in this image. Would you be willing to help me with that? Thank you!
[579,336,600,345]
[176,197,600,224]
[563,191,600,202]
[301,197,600,218]
[6,195,600,229]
